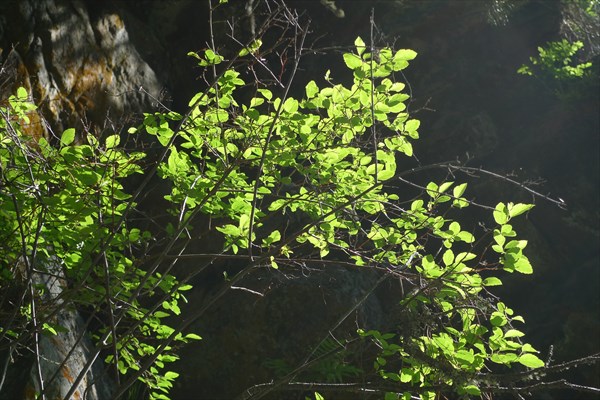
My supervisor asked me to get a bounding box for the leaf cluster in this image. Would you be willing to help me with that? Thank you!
[1,28,584,400]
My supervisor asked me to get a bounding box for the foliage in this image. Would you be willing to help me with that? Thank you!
[518,39,592,80]
[0,88,197,400]
[571,0,599,18]
[129,35,546,399]
[0,12,595,399]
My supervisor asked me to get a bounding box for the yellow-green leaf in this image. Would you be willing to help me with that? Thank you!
[518,353,544,368]
[343,53,363,70]
[61,128,76,146]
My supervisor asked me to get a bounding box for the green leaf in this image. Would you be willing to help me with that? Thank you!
[262,230,281,246]
[270,255,279,269]
[153,311,170,318]
[508,203,534,218]
[404,119,420,133]
[61,128,76,146]
[483,277,503,286]
[456,231,474,243]
[393,49,417,61]
[461,384,481,396]
[438,181,454,194]
[513,255,533,274]
[456,252,476,262]
[453,183,468,198]
[16,87,28,99]
[493,203,509,225]
[216,224,240,236]
[105,134,120,149]
[239,39,262,57]
[442,249,454,266]
[426,182,439,198]
[518,353,544,368]
[491,352,518,364]
[355,37,366,55]
[185,333,202,340]
[343,53,363,70]
[490,312,507,327]
[504,329,525,338]
[521,343,537,353]
[305,81,319,99]
[258,88,273,100]
[399,368,413,383]
[282,98,298,113]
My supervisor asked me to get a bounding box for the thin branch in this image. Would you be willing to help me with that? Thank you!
[484,379,600,395]
[449,164,568,209]
[247,9,309,259]
[240,378,600,398]
[369,8,378,184]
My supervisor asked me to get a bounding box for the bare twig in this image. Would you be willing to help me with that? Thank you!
[247,8,309,259]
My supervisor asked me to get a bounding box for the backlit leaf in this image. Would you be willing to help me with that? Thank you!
[508,203,534,218]
[493,203,509,225]
[518,353,544,368]
[343,53,363,70]
[61,128,76,146]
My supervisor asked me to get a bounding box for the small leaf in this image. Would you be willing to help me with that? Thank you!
[355,37,366,55]
[483,277,503,286]
[185,333,202,340]
[518,353,544,368]
[343,53,363,70]
[462,385,481,396]
[384,393,399,400]
[404,119,420,133]
[17,87,28,99]
[400,368,413,383]
[305,81,319,99]
[105,134,120,149]
[508,203,534,218]
[61,128,76,146]
[238,39,262,57]
[490,312,507,327]
[282,98,298,113]
[258,88,273,100]
[493,203,509,225]
[426,182,439,198]
[504,329,525,338]
[491,352,518,364]
[513,255,533,274]
[438,181,454,193]
[442,249,454,266]
[453,183,468,198]
[521,343,537,352]
[393,49,417,61]
[262,230,281,246]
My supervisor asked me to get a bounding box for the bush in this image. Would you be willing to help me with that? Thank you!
[1,16,596,400]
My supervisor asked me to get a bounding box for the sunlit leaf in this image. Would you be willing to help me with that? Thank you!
[343,53,363,70]
[518,353,545,368]
[61,128,76,146]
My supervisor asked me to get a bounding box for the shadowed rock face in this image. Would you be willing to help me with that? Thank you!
[25,256,114,400]
[0,0,162,140]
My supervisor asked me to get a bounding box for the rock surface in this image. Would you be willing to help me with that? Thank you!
[0,0,161,140]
